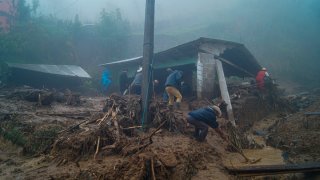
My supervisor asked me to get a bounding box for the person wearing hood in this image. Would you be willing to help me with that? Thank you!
[130,67,143,95]
[165,68,183,108]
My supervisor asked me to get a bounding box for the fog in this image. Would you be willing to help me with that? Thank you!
[26,0,320,87]
[28,0,237,23]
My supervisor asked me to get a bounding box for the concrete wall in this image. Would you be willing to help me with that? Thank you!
[197,53,216,99]
[196,43,233,99]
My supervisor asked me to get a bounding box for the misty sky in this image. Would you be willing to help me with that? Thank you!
[23,0,320,86]
[29,0,319,58]
[28,0,243,23]
[28,0,319,36]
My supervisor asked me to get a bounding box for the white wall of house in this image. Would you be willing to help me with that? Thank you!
[196,43,233,99]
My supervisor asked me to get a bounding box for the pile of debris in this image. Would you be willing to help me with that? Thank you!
[7,86,81,106]
[226,81,295,132]
[50,94,186,163]
[0,86,271,179]
[267,95,320,163]
[0,86,102,155]
[286,91,317,111]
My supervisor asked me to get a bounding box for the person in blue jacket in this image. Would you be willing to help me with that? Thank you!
[165,68,183,108]
[129,67,143,95]
[187,104,228,142]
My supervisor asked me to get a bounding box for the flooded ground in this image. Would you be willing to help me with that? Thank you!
[224,147,284,167]
[0,87,319,179]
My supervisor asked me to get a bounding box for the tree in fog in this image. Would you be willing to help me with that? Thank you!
[96,8,130,59]
[0,2,131,66]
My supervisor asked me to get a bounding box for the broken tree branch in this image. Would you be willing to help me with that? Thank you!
[94,136,101,160]
[151,157,156,180]
[141,120,167,142]
[121,126,142,130]
[97,101,115,125]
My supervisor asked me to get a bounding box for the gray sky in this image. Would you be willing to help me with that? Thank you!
[27,0,239,23]
[24,0,320,86]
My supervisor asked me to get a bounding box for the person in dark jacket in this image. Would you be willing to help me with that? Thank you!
[130,67,143,95]
[119,69,128,95]
[181,81,192,97]
[187,105,228,142]
[165,68,183,107]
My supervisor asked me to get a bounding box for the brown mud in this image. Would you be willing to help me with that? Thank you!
[0,87,319,179]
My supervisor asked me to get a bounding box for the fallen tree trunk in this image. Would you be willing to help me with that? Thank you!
[226,162,320,176]
[36,111,93,119]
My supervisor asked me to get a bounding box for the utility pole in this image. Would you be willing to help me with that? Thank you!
[141,0,155,128]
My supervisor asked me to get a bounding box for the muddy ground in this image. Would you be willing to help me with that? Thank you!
[267,95,320,163]
[0,86,319,179]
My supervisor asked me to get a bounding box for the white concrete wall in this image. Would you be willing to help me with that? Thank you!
[196,43,232,99]
[197,53,216,99]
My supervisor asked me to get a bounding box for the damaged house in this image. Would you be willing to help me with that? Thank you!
[1,63,91,89]
[101,37,261,99]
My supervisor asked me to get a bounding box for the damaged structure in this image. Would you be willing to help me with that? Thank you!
[101,37,261,98]
[1,63,91,89]
[101,37,262,124]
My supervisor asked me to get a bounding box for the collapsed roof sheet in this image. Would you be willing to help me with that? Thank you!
[6,63,91,78]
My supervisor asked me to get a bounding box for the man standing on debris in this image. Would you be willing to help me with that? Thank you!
[255,67,271,90]
[129,67,143,95]
[165,68,183,108]
[187,104,228,142]
[119,69,128,95]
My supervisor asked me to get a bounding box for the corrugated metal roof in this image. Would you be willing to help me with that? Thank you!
[7,63,91,78]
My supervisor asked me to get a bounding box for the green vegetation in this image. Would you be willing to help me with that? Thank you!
[23,127,61,155]
[0,115,27,147]
[0,114,61,155]
[0,1,131,88]
[0,127,26,146]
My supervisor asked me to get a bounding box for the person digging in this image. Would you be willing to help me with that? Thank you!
[186,104,228,142]
[164,68,183,109]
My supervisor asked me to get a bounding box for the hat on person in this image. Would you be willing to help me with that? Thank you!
[211,105,222,117]
[262,67,267,71]
[137,67,143,72]
[166,68,173,72]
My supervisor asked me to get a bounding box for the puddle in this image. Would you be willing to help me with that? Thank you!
[224,146,284,167]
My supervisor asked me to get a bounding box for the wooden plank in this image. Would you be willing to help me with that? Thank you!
[199,48,255,77]
[304,112,320,116]
[226,162,320,176]
[216,60,236,126]
[214,55,255,77]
